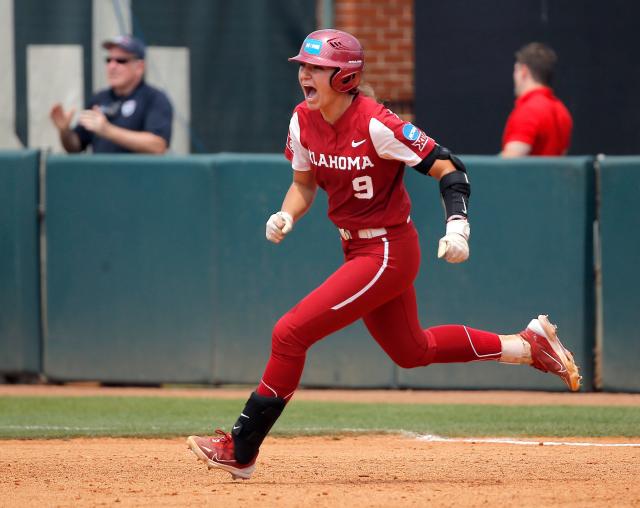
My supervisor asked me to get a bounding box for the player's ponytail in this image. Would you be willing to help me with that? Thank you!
[354,81,378,101]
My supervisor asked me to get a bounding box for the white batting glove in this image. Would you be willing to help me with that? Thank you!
[437,218,470,263]
[265,211,294,244]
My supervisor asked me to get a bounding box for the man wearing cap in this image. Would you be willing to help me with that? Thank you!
[50,35,173,154]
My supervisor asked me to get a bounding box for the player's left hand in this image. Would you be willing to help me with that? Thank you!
[437,218,470,263]
[77,106,109,135]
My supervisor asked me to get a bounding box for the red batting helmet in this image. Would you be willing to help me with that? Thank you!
[289,29,364,93]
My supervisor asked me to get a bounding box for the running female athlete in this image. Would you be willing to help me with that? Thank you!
[187,29,581,480]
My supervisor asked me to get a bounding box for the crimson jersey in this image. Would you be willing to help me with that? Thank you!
[284,94,436,230]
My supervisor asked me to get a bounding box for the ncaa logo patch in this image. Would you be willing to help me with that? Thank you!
[303,38,322,55]
[402,123,420,141]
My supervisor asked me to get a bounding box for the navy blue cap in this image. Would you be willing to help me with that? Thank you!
[102,35,146,59]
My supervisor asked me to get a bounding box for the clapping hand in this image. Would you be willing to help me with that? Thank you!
[49,103,75,132]
[77,106,109,136]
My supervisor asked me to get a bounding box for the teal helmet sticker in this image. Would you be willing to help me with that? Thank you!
[303,38,322,55]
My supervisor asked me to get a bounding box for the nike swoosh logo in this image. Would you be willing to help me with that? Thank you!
[351,139,366,148]
[542,350,566,372]
[232,425,241,431]
[201,445,212,453]
[461,197,467,214]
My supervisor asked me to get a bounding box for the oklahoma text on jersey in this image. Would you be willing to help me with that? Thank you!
[308,150,374,171]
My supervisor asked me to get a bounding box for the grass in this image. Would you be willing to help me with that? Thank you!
[0,396,639,439]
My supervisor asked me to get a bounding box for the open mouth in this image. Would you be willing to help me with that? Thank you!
[303,85,317,100]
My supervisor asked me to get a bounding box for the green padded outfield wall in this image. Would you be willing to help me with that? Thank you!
[599,157,640,392]
[399,156,595,390]
[42,154,595,390]
[44,155,218,383]
[0,150,41,376]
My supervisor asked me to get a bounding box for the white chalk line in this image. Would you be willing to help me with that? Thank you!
[418,434,640,448]
[2,426,638,447]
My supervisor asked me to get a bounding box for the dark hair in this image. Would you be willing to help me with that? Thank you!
[515,42,557,86]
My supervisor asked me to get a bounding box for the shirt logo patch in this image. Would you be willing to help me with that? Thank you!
[402,123,420,141]
[351,139,366,148]
[412,131,429,152]
[303,38,322,55]
[121,99,137,117]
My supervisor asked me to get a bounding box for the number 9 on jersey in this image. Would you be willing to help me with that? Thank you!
[352,175,373,199]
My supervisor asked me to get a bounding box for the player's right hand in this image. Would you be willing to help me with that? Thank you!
[266,211,293,244]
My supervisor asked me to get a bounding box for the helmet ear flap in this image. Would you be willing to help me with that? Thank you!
[329,68,341,90]
[330,69,362,93]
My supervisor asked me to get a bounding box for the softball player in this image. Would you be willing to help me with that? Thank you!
[188,29,581,480]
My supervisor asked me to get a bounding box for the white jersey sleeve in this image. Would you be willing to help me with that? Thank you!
[285,112,311,171]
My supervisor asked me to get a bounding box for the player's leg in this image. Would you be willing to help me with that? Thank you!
[364,292,581,390]
[363,285,502,367]
[427,316,580,390]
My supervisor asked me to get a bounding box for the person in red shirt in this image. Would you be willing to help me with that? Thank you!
[501,42,573,157]
[187,30,581,480]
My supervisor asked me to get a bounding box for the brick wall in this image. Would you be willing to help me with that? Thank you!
[333,0,414,119]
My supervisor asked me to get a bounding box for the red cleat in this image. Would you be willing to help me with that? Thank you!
[186,429,256,480]
[520,315,582,391]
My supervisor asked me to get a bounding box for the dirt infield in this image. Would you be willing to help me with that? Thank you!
[2,386,640,507]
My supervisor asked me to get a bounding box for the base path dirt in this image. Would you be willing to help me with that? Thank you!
[2,435,639,507]
[1,386,639,507]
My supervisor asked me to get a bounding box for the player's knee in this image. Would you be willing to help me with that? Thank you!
[393,357,424,369]
[271,316,307,356]
[388,349,432,369]
[389,330,436,368]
